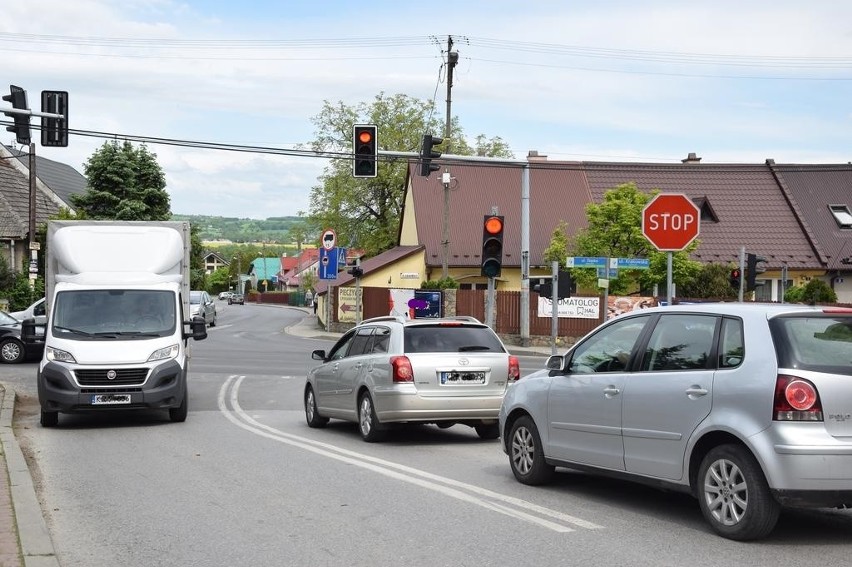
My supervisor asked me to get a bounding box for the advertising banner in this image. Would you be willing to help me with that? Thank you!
[537,296,601,319]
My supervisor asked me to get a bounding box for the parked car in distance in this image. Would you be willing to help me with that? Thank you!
[499,303,852,541]
[218,291,233,300]
[0,310,44,363]
[228,293,244,305]
[10,297,46,325]
[305,315,520,442]
[189,290,217,327]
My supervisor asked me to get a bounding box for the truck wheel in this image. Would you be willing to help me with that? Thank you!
[169,391,188,422]
[40,410,58,427]
[0,338,25,364]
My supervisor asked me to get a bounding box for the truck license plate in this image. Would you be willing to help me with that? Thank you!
[91,394,131,405]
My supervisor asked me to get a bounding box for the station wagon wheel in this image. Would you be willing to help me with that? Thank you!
[475,423,500,440]
[697,444,780,541]
[0,338,24,363]
[304,386,328,428]
[358,392,386,442]
[508,415,554,485]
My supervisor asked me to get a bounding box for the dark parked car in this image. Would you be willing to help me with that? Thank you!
[228,293,245,305]
[0,310,44,363]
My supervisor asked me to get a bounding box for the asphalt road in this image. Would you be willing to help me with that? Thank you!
[3,302,852,566]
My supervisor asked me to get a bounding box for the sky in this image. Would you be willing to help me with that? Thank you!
[3,1,852,220]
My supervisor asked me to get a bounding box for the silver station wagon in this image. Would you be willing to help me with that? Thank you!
[499,303,852,540]
[305,316,520,442]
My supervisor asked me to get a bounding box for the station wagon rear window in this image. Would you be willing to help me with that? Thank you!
[404,325,506,354]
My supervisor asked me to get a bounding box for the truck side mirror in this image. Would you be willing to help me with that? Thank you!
[186,316,207,341]
[21,318,39,344]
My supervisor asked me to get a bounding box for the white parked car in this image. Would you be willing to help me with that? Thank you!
[10,297,46,324]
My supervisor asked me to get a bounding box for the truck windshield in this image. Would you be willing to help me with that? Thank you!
[52,290,176,338]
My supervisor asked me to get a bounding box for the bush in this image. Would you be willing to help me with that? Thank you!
[784,279,837,304]
[420,277,458,290]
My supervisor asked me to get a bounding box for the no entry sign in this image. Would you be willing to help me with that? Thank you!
[642,193,700,251]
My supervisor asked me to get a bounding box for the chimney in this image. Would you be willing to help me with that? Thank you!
[527,150,548,162]
[681,152,701,164]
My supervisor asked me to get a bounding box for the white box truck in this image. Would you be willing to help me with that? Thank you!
[24,221,207,427]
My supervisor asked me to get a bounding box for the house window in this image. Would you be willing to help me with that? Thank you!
[829,205,852,229]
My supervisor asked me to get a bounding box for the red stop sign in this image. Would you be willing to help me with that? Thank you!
[642,193,700,251]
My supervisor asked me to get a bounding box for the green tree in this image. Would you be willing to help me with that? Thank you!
[542,221,571,268]
[570,183,702,295]
[305,92,513,256]
[72,140,170,220]
[677,263,738,300]
[190,224,206,290]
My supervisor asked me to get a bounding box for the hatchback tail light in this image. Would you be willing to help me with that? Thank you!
[508,355,520,381]
[390,356,414,382]
[773,374,823,421]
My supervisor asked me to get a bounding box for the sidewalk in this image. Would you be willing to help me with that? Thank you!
[0,384,59,567]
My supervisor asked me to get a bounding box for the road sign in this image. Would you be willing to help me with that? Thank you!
[319,247,339,280]
[642,193,700,251]
[614,258,650,269]
[566,256,607,268]
[321,228,336,251]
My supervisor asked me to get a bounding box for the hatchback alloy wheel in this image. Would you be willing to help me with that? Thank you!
[508,415,554,485]
[0,339,24,364]
[697,444,780,540]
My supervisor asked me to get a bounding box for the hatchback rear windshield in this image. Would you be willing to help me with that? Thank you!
[404,325,506,354]
[770,315,852,376]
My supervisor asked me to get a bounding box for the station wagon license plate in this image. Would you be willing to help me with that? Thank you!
[440,371,486,385]
[91,394,131,405]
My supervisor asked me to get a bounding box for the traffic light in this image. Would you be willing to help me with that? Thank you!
[729,268,741,290]
[746,253,767,292]
[419,134,443,177]
[347,266,364,278]
[2,85,31,145]
[41,90,68,147]
[352,124,377,178]
[533,279,553,297]
[481,215,504,278]
[557,270,576,299]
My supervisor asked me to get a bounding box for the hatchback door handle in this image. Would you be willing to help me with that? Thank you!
[685,386,708,397]
[603,386,621,397]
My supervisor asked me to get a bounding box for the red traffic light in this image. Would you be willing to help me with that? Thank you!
[358,130,373,144]
[484,216,503,235]
[731,269,741,278]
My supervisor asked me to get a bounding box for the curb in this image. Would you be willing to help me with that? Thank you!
[0,386,60,567]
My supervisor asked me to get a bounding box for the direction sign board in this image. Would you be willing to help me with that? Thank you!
[614,258,650,269]
[566,256,607,268]
[642,193,700,251]
[320,228,337,251]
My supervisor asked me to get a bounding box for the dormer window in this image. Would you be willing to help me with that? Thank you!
[829,204,852,229]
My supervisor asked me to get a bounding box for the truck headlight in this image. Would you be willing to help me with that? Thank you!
[148,344,179,362]
[46,346,77,363]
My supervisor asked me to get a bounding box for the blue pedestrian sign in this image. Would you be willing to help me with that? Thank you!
[319,247,339,280]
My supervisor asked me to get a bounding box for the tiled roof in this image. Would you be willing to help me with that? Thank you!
[0,155,62,238]
[404,159,827,271]
[584,162,821,269]
[4,144,86,208]
[406,162,590,269]
[770,163,852,270]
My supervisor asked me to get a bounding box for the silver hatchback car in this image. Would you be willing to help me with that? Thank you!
[499,303,852,540]
[305,316,520,442]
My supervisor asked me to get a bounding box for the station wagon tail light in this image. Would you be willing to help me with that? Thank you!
[509,356,520,381]
[390,355,414,382]
[774,375,823,421]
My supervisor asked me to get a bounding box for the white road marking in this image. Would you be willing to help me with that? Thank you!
[218,375,603,533]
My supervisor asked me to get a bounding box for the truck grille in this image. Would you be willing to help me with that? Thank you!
[75,368,149,386]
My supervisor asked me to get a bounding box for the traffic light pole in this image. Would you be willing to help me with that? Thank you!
[738,246,745,302]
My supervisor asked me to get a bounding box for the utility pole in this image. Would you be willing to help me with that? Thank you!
[28,143,38,294]
[441,36,458,279]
